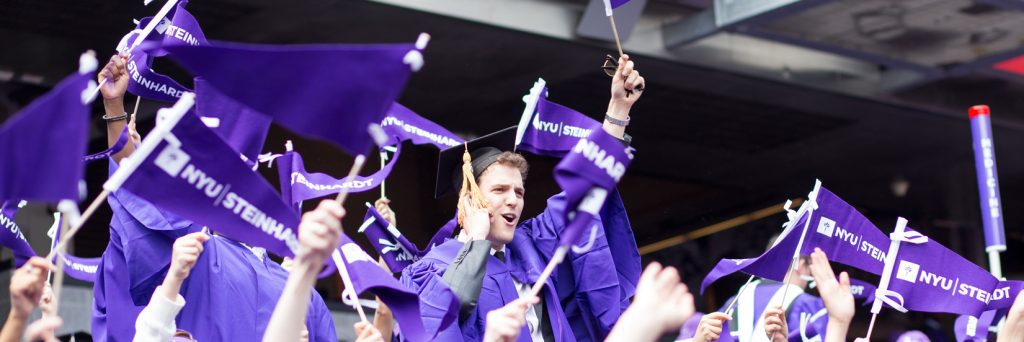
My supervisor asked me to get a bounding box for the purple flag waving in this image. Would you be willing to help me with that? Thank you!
[332,234,458,342]
[106,95,303,258]
[603,0,632,15]
[275,146,401,206]
[194,78,271,161]
[357,204,420,272]
[380,103,463,149]
[0,70,91,203]
[701,185,893,292]
[0,202,35,267]
[516,80,602,158]
[554,129,632,248]
[879,225,1022,317]
[160,36,428,155]
[83,126,130,163]
[122,0,207,103]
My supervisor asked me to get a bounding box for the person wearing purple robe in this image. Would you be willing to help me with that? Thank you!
[400,55,645,342]
[90,53,336,341]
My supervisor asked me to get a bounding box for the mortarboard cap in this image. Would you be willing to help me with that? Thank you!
[435,126,518,198]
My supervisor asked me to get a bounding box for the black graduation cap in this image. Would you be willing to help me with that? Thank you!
[435,126,518,198]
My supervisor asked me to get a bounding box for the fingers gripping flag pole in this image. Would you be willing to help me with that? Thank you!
[87,0,181,103]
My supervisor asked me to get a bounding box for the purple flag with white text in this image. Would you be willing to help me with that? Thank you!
[124,1,207,103]
[194,78,271,161]
[883,229,1021,317]
[113,111,302,258]
[380,103,463,149]
[701,186,892,292]
[0,202,35,267]
[357,205,420,272]
[275,146,401,206]
[517,87,602,158]
[161,40,424,155]
[334,234,458,342]
[553,129,632,248]
[0,71,90,203]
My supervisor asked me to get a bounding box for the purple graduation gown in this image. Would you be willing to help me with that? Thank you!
[401,191,640,342]
[91,163,337,341]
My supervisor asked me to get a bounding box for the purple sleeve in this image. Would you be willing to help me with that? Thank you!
[305,290,338,342]
[398,257,464,342]
[518,190,640,341]
[107,161,195,306]
[786,294,828,341]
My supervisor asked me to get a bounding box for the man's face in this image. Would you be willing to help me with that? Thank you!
[476,163,525,245]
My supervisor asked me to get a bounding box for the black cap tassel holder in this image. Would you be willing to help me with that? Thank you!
[457,142,489,228]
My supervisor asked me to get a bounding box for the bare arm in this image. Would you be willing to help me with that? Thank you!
[98,54,136,163]
[602,54,645,141]
[263,200,344,342]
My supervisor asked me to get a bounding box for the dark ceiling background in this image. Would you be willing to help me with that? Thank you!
[2,0,1023,338]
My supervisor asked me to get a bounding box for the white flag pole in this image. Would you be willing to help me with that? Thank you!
[776,180,822,307]
[856,217,911,341]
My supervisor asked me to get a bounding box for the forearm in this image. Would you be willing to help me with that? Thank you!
[0,310,29,342]
[823,318,849,342]
[372,298,394,339]
[103,97,134,162]
[442,240,490,321]
[604,309,659,342]
[263,260,319,342]
[159,274,185,304]
[602,100,630,140]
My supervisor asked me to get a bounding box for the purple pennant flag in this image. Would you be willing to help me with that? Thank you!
[881,228,1021,317]
[276,145,401,207]
[333,233,458,342]
[83,126,130,163]
[357,204,420,272]
[968,106,1006,252]
[0,71,90,203]
[160,37,426,156]
[107,103,304,258]
[603,0,632,15]
[380,103,463,149]
[122,0,207,103]
[49,214,101,282]
[194,78,271,161]
[701,185,892,292]
[553,129,632,248]
[0,202,36,267]
[516,82,602,158]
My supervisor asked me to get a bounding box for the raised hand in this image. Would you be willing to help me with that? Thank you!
[695,312,731,342]
[809,248,854,342]
[168,232,210,282]
[297,199,345,265]
[354,321,385,342]
[483,296,539,342]
[98,54,130,102]
[9,257,53,318]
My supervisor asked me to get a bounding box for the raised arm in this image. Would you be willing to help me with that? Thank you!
[263,200,344,342]
[134,232,209,342]
[98,53,136,163]
[0,257,54,342]
[603,54,645,141]
[808,248,854,342]
[605,262,695,342]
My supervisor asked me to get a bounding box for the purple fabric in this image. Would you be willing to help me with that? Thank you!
[277,145,401,206]
[701,186,891,292]
[124,1,206,103]
[517,91,602,158]
[0,72,89,203]
[425,217,458,254]
[849,277,878,303]
[194,77,271,161]
[160,40,421,156]
[381,103,464,149]
[84,125,130,163]
[336,233,457,342]
[884,229,1019,316]
[553,129,632,247]
[49,215,102,282]
[955,310,998,342]
[969,114,1006,250]
[118,112,302,258]
[0,202,34,267]
[608,0,630,10]
[358,205,419,272]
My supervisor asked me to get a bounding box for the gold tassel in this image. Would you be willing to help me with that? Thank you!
[457,143,488,227]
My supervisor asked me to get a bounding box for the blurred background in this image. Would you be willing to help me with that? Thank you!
[3,0,1024,340]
